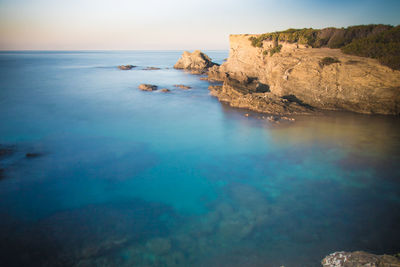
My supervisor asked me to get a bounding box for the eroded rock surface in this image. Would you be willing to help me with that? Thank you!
[322,251,400,267]
[174,50,219,74]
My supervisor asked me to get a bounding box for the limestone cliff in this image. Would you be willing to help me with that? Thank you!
[209,34,400,115]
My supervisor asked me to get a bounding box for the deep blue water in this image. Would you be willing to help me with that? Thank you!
[0,51,399,267]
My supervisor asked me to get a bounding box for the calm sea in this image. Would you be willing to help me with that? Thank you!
[0,51,399,267]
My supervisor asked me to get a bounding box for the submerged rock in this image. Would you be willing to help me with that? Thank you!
[25,152,42,158]
[174,50,218,74]
[173,84,192,90]
[146,238,171,255]
[0,145,14,159]
[160,88,171,93]
[118,65,136,70]
[138,84,158,91]
[322,251,400,267]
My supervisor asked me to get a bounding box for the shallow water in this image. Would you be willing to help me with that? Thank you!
[0,51,399,267]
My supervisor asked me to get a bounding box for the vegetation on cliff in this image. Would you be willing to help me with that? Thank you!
[249,24,400,70]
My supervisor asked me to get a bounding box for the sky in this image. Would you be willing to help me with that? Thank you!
[0,0,399,50]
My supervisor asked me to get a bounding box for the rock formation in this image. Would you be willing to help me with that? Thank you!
[174,50,219,74]
[322,251,400,267]
[190,34,400,115]
[118,65,136,70]
[138,84,158,91]
[173,84,192,90]
[208,80,313,115]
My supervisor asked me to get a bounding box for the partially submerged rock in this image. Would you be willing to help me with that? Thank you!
[160,88,171,93]
[118,65,136,70]
[208,79,313,115]
[146,238,171,255]
[138,84,158,91]
[322,251,400,267]
[143,67,161,70]
[174,50,218,74]
[173,84,192,90]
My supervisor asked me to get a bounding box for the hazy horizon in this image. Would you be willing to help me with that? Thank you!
[1,0,400,50]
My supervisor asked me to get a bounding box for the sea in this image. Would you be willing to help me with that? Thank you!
[0,51,399,267]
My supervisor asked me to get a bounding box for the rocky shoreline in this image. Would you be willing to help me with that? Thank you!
[173,35,400,116]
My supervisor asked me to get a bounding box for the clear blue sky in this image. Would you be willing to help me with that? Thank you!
[0,0,399,50]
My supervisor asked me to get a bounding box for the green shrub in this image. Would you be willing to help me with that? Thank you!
[269,45,283,56]
[341,25,400,70]
[319,57,341,67]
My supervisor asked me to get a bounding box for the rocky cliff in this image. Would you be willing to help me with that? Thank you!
[207,34,400,115]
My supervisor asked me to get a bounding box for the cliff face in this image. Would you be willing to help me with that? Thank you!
[215,34,400,115]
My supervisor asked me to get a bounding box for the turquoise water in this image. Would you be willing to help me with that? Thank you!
[0,51,399,267]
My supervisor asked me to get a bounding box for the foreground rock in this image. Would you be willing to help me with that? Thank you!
[322,251,400,267]
[138,84,158,91]
[174,50,218,74]
[211,34,400,115]
[118,65,136,70]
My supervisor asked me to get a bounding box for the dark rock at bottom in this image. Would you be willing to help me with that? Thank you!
[322,251,400,267]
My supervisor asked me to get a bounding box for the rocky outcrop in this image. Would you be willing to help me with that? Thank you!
[138,84,158,91]
[322,251,400,267]
[210,34,400,115]
[174,50,219,74]
[208,80,313,115]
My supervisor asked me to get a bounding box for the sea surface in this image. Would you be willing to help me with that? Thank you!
[0,51,399,267]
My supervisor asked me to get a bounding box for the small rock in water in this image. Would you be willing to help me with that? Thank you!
[138,84,158,91]
[160,88,171,93]
[244,113,249,117]
[281,116,295,121]
[25,152,42,158]
[173,84,192,90]
[267,116,279,122]
[118,65,136,70]
[143,67,161,70]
